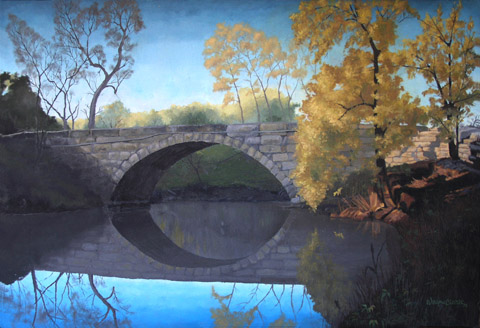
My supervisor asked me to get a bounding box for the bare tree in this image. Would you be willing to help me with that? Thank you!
[54,0,145,129]
[7,14,85,130]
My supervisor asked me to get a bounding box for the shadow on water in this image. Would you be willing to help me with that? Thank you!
[111,205,238,267]
[0,209,105,285]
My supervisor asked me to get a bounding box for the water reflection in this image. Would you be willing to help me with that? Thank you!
[150,201,288,259]
[0,271,327,327]
[0,201,400,327]
[0,271,131,327]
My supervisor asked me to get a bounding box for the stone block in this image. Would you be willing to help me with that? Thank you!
[256,251,266,260]
[214,134,224,143]
[128,153,139,164]
[232,139,242,148]
[266,160,275,170]
[277,246,290,254]
[260,122,287,131]
[245,137,261,145]
[137,148,149,159]
[260,145,282,153]
[93,143,112,152]
[175,134,184,143]
[281,161,296,170]
[203,134,215,142]
[273,153,289,162]
[271,166,280,175]
[120,161,131,171]
[247,147,256,157]
[184,133,193,141]
[111,143,137,151]
[261,135,282,145]
[226,124,259,137]
[223,136,233,146]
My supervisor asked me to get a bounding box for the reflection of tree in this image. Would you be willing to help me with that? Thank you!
[1,270,131,327]
[210,283,300,327]
[297,230,352,325]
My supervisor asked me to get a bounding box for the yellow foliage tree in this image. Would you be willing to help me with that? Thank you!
[400,2,480,160]
[291,0,427,209]
[204,23,247,123]
[204,23,298,123]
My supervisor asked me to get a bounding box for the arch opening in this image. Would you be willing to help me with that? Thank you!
[111,141,214,203]
[111,139,291,204]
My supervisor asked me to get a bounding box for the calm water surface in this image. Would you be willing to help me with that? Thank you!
[0,201,397,327]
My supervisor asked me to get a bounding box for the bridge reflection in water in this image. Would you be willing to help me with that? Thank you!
[0,201,399,326]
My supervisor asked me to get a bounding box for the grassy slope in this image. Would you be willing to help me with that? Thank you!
[155,144,284,193]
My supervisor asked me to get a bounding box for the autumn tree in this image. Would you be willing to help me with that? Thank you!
[204,23,246,123]
[54,0,144,129]
[291,0,427,208]
[204,23,298,123]
[401,2,480,160]
[6,14,85,130]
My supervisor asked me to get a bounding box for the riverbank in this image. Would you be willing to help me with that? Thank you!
[152,184,289,203]
[334,159,480,327]
[0,136,102,213]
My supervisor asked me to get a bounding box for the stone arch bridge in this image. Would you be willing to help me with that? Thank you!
[8,122,459,204]
[47,123,300,204]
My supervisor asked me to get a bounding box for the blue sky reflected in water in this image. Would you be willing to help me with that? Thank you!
[0,270,328,327]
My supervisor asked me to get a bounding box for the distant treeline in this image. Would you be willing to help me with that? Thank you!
[86,88,298,129]
[1,70,297,134]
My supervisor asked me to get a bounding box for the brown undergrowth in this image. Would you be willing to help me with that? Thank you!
[332,159,480,225]
[337,160,480,327]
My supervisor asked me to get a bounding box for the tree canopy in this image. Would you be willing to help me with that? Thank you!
[0,72,61,135]
[54,0,144,129]
[400,2,480,159]
[203,23,301,123]
[95,100,131,129]
[291,0,428,208]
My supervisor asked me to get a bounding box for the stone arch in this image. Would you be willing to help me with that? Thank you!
[110,132,295,203]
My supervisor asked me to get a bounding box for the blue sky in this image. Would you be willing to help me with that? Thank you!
[0,0,479,117]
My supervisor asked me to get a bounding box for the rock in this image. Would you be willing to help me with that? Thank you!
[399,192,415,211]
[384,209,409,224]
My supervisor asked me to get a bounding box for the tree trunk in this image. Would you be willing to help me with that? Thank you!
[260,83,272,121]
[88,89,101,129]
[62,119,69,130]
[448,139,459,160]
[232,81,244,123]
[248,81,261,123]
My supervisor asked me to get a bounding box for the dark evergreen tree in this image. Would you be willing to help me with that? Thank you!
[0,72,61,135]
